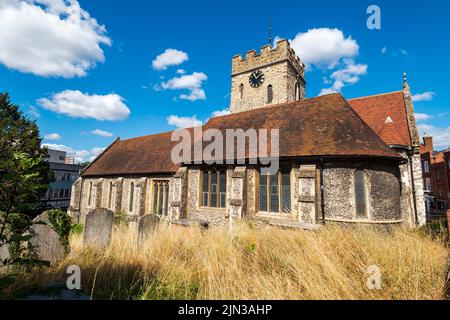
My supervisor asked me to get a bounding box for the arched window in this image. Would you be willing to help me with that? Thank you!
[108,181,113,209]
[295,82,301,101]
[151,180,170,216]
[239,84,244,100]
[88,181,93,206]
[267,85,273,104]
[354,170,368,218]
[129,182,135,213]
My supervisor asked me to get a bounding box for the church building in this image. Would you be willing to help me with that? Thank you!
[69,39,426,229]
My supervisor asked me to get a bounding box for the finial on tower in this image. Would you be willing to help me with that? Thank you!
[268,20,272,47]
[403,72,410,90]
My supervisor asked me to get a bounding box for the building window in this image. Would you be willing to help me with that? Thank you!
[258,169,291,214]
[201,171,227,208]
[129,182,135,213]
[88,181,93,206]
[239,84,244,100]
[267,85,273,104]
[108,182,113,210]
[448,160,450,170]
[423,161,430,173]
[426,178,431,192]
[152,180,170,216]
[354,170,369,219]
[295,81,301,101]
[64,189,69,198]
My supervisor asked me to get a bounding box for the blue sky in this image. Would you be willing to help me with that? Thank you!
[1,0,449,162]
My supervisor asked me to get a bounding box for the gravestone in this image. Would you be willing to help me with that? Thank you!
[138,214,160,247]
[0,243,9,267]
[83,208,114,249]
[28,211,66,266]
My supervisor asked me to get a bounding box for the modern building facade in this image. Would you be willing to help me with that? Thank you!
[42,149,84,210]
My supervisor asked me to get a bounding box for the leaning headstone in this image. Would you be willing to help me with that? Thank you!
[0,243,9,267]
[83,208,114,250]
[28,211,65,266]
[138,214,160,247]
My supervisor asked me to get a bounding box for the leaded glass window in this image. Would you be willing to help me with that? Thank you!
[354,170,368,219]
[201,171,227,208]
[259,169,291,214]
[152,180,170,216]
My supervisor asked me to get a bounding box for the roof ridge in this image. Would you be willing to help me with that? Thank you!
[120,127,197,142]
[209,93,344,120]
[348,90,403,101]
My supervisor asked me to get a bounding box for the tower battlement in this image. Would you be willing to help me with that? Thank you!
[232,39,305,76]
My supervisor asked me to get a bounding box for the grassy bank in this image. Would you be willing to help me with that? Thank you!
[5,223,449,300]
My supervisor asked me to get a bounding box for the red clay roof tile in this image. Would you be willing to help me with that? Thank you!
[348,91,412,147]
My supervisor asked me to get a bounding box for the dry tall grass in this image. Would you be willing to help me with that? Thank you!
[8,223,450,300]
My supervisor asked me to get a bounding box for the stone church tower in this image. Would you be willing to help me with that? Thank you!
[230,39,306,113]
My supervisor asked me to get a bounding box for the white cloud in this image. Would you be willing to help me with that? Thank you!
[38,90,131,121]
[152,49,188,71]
[290,28,359,69]
[159,72,208,101]
[381,47,387,54]
[26,105,40,118]
[211,109,230,117]
[0,0,111,78]
[91,129,113,137]
[176,69,186,75]
[319,59,367,95]
[42,143,105,163]
[179,88,206,101]
[412,92,436,102]
[418,124,450,148]
[44,133,61,140]
[167,115,202,128]
[415,113,434,121]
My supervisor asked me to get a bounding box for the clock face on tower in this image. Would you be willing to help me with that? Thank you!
[249,70,265,88]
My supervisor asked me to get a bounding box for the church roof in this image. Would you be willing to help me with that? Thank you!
[82,93,402,177]
[200,93,401,162]
[348,91,412,147]
[82,130,187,176]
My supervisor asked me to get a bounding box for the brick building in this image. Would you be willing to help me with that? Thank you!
[69,39,426,229]
[420,136,450,217]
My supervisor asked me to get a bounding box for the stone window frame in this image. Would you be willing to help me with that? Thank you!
[150,179,170,217]
[267,84,273,104]
[239,83,244,101]
[107,181,114,210]
[199,170,227,210]
[353,169,371,221]
[87,181,93,208]
[256,167,292,216]
[129,181,135,213]
[295,81,301,101]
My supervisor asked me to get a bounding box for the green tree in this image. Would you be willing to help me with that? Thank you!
[0,93,52,294]
[0,92,51,216]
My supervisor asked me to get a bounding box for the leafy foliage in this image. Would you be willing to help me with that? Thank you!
[0,92,52,294]
[47,209,72,254]
[71,223,84,236]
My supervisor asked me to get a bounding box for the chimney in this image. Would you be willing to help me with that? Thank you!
[423,136,434,153]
